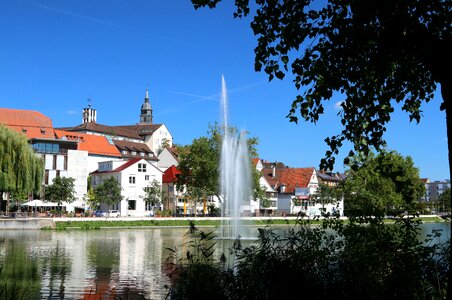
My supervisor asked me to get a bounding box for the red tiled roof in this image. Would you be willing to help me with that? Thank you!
[58,122,144,140]
[113,158,143,172]
[113,140,158,160]
[0,108,55,139]
[90,158,144,175]
[262,167,315,193]
[251,158,260,166]
[163,165,181,183]
[54,130,121,157]
[58,123,164,140]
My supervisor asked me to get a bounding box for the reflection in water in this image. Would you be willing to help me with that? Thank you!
[0,236,41,299]
[0,228,192,299]
[0,223,449,299]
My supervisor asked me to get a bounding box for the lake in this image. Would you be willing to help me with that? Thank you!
[0,222,449,300]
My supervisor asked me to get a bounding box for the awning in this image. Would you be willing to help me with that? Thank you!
[22,200,60,207]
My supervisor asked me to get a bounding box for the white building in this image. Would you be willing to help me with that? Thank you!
[91,158,163,217]
[260,161,343,216]
[254,159,278,216]
[157,147,179,171]
[59,88,173,155]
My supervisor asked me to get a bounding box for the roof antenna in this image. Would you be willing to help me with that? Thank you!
[87,94,92,108]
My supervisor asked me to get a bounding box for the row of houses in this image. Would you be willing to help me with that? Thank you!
[1,88,348,217]
[2,89,446,217]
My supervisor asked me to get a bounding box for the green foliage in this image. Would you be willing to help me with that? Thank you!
[311,184,341,206]
[167,218,450,299]
[0,125,43,196]
[0,242,41,299]
[340,151,425,219]
[207,203,221,216]
[166,222,227,300]
[177,123,261,201]
[156,209,172,217]
[45,176,76,207]
[191,0,451,172]
[437,188,451,213]
[93,176,123,207]
[143,179,162,208]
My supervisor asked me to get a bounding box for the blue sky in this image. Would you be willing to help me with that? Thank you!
[0,0,448,180]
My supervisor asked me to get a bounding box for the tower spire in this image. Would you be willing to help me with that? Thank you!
[140,87,153,124]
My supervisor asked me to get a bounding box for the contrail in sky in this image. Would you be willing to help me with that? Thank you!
[158,80,267,117]
[24,0,117,27]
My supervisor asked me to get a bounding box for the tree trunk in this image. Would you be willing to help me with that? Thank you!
[441,79,451,298]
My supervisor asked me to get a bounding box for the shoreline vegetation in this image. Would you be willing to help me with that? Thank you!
[51,215,447,230]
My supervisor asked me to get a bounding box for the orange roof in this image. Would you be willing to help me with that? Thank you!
[262,167,316,193]
[0,108,54,139]
[251,158,260,166]
[55,130,121,157]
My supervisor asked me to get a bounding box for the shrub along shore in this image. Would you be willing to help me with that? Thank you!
[52,215,445,230]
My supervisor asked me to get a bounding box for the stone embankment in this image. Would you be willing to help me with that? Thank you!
[0,218,55,229]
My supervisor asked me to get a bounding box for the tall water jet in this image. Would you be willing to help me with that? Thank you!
[219,76,252,239]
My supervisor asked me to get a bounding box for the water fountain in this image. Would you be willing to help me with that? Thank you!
[219,76,253,239]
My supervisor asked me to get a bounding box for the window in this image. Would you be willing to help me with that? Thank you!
[145,201,152,210]
[128,200,136,210]
[138,163,147,172]
[131,151,137,156]
[139,152,145,157]
[145,175,150,180]
[44,170,49,185]
[129,176,136,184]
[122,150,128,155]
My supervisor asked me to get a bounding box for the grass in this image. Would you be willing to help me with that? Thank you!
[53,218,310,229]
[52,216,445,230]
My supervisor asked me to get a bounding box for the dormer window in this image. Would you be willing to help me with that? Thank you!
[22,128,27,133]
[40,128,46,134]
[131,151,137,156]
[139,152,145,157]
[122,150,128,155]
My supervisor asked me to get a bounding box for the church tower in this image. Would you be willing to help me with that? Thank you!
[82,99,97,123]
[140,88,153,124]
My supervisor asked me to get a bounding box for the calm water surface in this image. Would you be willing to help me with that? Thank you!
[0,223,449,300]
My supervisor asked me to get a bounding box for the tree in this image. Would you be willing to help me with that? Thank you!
[93,177,123,208]
[339,151,425,219]
[192,0,451,170]
[189,3,452,290]
[311,183,342,214]
[0,125,44,212]
[438,188,451,213]
[157,138,171,155]
[45,176,76,208]
[143,179,162,214]
[177,123,263,204]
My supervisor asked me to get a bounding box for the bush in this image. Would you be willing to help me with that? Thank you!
[166,217,450,299]
[156,210,172,217]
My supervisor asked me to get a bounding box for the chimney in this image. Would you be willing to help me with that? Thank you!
[272,162,276,177]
